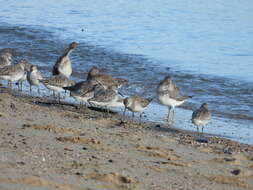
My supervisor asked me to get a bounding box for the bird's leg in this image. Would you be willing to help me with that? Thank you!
[196,126,199,133]
[58,93,61,103]
[172,108,175,123]
[10,81,12,89]
[132,112,134,122]
[123,107,126,116]
[139,113,142,124]
[167,107,171,122]
[201,126,204,134]
[37,87,40,96]
[20,82,23,91]
[30,85,32,94]
[107,107,110,118]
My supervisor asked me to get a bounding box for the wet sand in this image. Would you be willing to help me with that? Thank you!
[0,87,253,190]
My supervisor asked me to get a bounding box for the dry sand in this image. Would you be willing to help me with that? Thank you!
[0,87,253,190]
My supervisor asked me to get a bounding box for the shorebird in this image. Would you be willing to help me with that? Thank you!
[27,65,43,95]
[63,81,103,106]
[0,60,26,88]
[123,95,153,123]
[16,60,32,91]
[0,52,12,68]
[88,85,124,116]
[40,74,75,102]
[192,103,211,133]
[52,42,78,78]
[157,76,192,122]
[87,67,128,89]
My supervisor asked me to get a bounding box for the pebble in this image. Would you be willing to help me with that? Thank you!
[231,169,241,175]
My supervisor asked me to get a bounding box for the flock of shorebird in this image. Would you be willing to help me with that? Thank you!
[0,42,211,133]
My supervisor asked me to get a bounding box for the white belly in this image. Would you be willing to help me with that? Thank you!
[45,85,64,92]
[108,99,124,108]
[0,72,24,82]
[158,95,185,108]
[131,104,145,112]
[59,58,72,78]
[192,119,209,126]
[72,94,93,104]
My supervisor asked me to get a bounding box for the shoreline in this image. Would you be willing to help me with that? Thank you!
[0,86,253,190]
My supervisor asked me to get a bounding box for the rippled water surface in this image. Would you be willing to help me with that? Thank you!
[0,0,253,144]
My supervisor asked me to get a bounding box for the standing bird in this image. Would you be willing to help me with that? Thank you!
[88,85,124,116]
[52,42,78,78]
[0,52,12,68]
[123,95,153,123]
[87,67,128,89]
[40,74,75,102]
[63,81,102,106]
[192,103,211,133]
[16,59,32,91]
[27,65,43,95]
[157,76,192,122]
[0,60,26,88]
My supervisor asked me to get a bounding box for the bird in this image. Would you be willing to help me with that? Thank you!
[40,74,75,102]
[27,65,43,95]
[16,59,32,91]
[0,51,12,68]
[0,60,27,88]
[157,76,192,122]
[123,95,153,123]
[52,42,78,78]
[87,67,128,89]
[88,85,124,116]
[192,103,211,133]
[63,81,102,106]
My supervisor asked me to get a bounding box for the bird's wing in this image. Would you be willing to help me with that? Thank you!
[90,89,116,102]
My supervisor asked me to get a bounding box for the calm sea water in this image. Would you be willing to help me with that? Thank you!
[0,0,253,143]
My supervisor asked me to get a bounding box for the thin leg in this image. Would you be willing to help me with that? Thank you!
[196,126,199,133]
[58,93,61,103]
[132,112,134,122]
[167,107,171,122]
[201,126,204,133]
[172,109,175,122]
[139,113,142,124]
[123,107,126,116]
[37,87,40,95]
[107,107,110,117]
[20,82,22,91]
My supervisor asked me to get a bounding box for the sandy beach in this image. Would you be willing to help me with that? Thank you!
[0,86,252,190]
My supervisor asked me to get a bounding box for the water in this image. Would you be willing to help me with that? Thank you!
[0,0,253,144]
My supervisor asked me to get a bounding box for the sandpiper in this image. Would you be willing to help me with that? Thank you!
[40,74,75,102]
[52,42,78,78]
[157,76,192,122]
[192,103,211,133]
[88,85,124,115]
[0,60,26,88]
[0,52,12,68]
[27,65,43,95]
[63,81,102,106]
[123,95,153,123]
[16,60,32,91]
[87,67,128,89]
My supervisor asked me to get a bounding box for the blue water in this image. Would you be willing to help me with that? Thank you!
[0,0,253,144]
